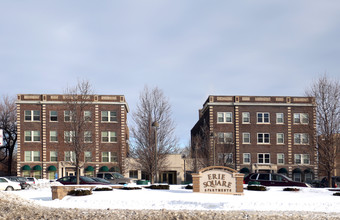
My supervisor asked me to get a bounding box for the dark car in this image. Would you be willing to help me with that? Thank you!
[96,172,136,185]
[57,176,110,185]
[4,176,29,189]
[244,173,309,187]
[90,177,113,185]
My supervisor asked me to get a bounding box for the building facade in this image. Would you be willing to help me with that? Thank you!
[16,94,129,179]
[191,95,317,183]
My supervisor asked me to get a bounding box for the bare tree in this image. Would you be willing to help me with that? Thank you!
[64,79,94,184]
[130,86,178,184]
[0,96,17,175]
[305,74,340,187]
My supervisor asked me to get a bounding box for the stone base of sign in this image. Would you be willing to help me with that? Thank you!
[192,166,244,195]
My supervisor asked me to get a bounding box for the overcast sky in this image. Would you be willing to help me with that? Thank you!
[1,1,340,148]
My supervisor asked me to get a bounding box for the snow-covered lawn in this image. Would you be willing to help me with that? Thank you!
[5,184,340,213]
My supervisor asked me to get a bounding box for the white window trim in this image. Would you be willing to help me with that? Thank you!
[84,111,92,122]
[64,131,75,143]
[242,112,250,124]
[50,151,58,162]
[84,151,92,162]
[293,113,309,125]
[101,111,118,122]
[242,133,250,144]
[101,131,117,143]
[24,131,41,142]
[277,153,284,165]
[257,153,270,164]
[24,110,40,122]
[217,112,233,124]
[64,151,76,162]
[25,151,40,162]
[101,151,118,162]
[276,113,284,124]
[294,154,310,165]
[50,131,58,143]
[217,132,233,144]
[257,112,270,124]
[257,133,270,144]
[294,133,309,145]
[276,133,284,145]
[84,131,92,143]
[64,111,73,122]
[49,111,58,122]
[243,153,251,164]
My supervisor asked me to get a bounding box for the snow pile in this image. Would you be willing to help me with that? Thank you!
[6,184,340,213]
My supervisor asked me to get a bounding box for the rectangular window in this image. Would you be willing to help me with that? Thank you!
[277,153,284,164]
[50,131,58,142]
[242,133,250,144]
[101,111,117,122]
[242,112,250,123]
[217,132,233,144]
[303,154,310,164]
[24,131,40,142]
[217,112,232,123]
[65,151,75,162]
[294,133,309,144]
[50,111,58,122]
[257,112,270,123]
[294,154,302,164]
[276,113,284,124]
[218,153,233,164]
[257,133,270,144]
[294,113,309,124]
[243,153,251,164]
[64,131,74,143]
[85,151,92,162]
[102,152,109,162]
[84,131,92,143]
[111,152,118,162]
[258,153,270,164]
[101,152,118,162]
[24,151,40,162]
[64,111,73,122]
[294,154,310,164]
[84,111,92,122]
[25,110,40,121]
[277,133,284,144]
[101,131,117,143]
[129,170,138,179]
[50,151,58,162]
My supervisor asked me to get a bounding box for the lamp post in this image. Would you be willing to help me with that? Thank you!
[152,121,159,183]
[181,154,187,183]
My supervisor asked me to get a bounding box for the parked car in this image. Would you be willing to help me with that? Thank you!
[90,177,113,185]
[26,177,38,186]
[0,177,21,191]
[56,176,111,185]
[320,176,340,188]
[244,173,309,187]
[4,176,29,189]
[96,172,136,185]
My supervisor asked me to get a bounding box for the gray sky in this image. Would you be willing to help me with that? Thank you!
[1,1,340,148]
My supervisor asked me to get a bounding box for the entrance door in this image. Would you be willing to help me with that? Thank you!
[67,171,75,176]
[161,171,177,184]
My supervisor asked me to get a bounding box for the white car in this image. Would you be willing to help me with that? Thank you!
[0,177,21,191]
[26,177,38,186]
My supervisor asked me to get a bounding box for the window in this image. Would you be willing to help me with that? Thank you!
[25,151,40,162]
[294,154,309,164]
[129,170,138,179]
[64,111,73,122]
[242,133,250,144]
[305,173,312,182]
[277,133,284,144]
[257,112,270,123]
[50,111,58,122]
[242,112,250,123]
[50,131,58,142]
[84,131,92,143]
[258,153,270,164]
[294,133,309,144]
[24,131,40,142]
[258,173,270,180]
[24,110,40,121]
[257,133,270,144]
[217,112,232,123]
[243,153,251,164]
[277,153,284,164]
[101,111,117,122]
[84,111,92,122]
[50,151,58,162]
[85,151,92,162]
[294,113,309,124]
[293,173,301,182]
[217,132,233,144]
[65,151,76,162]
[101,152,118,162]
[218,153,233,164]
[64,131,75,143]
[276,113,284,124]
[101,131,117,143]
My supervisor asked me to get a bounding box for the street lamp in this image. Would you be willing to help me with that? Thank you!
[152,121,159,183]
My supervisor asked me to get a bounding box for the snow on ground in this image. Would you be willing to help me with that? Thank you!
[5,183,340,213]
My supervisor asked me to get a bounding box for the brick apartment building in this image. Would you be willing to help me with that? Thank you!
[16,94,129,179]
[191,95,317,182]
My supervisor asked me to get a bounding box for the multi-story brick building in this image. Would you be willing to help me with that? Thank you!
[191,95,317,182]
[16,94,129,180]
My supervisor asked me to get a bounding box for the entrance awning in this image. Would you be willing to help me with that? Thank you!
[85,166,94,172]
[293,168,302,173]
[240,167,250,174]
[33,165,42,171]
[47,165,57,171]
[278,168,288,174]
[22,165,31,171]
[99,166,109,172]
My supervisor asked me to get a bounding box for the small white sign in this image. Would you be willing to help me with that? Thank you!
[0,129,3,146]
